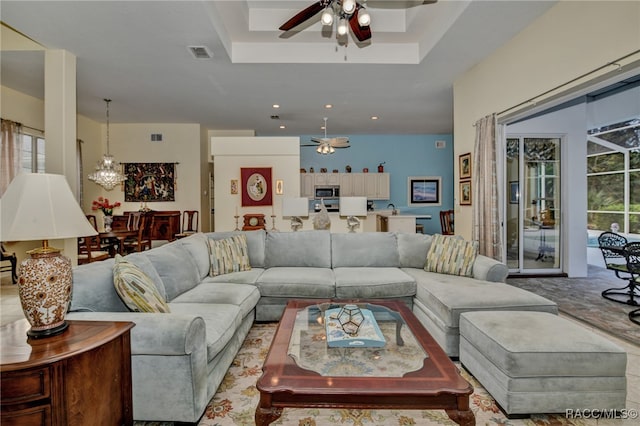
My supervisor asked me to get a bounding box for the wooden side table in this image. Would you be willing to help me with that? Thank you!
[1,320,134,426]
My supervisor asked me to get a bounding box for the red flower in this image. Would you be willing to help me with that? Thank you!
[91,197,121,215]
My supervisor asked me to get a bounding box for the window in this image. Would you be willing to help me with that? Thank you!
[20,132,45,173]
[587,119,640,234]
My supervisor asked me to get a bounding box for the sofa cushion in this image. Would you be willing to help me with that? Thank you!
[207,234,251,276]
[71,258,129,313]
[168,303,244,362]
[123,252,167,299]
[170,283,260,318]
[178,233,211,280]
[264,230,331,268]
[202,268,264,285]
[113,255,171,313]
[334,267,416,298]
[257,267,335,297]
[143,241,201,301]
[425,234,477,277]
[206,230,266,268]
[405,268,558,328]
[397,233,433,268]
[331,232,399,267]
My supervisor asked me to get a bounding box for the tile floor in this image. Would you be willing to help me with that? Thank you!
[1,273,638,423]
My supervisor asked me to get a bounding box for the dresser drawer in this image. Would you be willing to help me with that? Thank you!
[1,367,50,404]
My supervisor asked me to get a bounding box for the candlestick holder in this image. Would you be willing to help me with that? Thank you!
[233,215,240,231]
[270,214,278,232]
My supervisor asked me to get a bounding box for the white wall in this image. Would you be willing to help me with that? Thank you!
[453,1,640,241]
[453,1,640,276]
[211,137,300,232]
[106,123,202,224]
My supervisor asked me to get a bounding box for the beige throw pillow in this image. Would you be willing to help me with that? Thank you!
[208,234,252,276]
[425,234,477,277]
[113,254,170,313]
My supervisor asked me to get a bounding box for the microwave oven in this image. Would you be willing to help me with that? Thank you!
[315,185,340,199]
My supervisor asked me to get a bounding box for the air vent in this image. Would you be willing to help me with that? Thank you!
[151,134,163,142]
[187,46,213,59]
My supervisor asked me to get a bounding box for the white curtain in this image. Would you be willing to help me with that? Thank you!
[0,119,23,197]
[472,113,503,260]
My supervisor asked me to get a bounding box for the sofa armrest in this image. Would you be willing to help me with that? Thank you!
[66,312,205,355]
[472,254,509,282]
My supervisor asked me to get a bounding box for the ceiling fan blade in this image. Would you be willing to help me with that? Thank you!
[279,1,325,31]
[310,137,325,144]
[349,10,371,42]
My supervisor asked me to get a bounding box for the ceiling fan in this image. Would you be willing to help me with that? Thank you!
[280,0,371,42]
[279,1,437,42]
[302,117,350,154]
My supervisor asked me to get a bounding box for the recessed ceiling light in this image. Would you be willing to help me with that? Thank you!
[371,116,379,120]
[279,125,286,129]
[273,104,280,108]
[324,104,333,109]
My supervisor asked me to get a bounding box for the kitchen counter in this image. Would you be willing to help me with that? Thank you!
[376,211,432,233]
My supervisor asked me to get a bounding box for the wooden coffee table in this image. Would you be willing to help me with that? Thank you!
[255,299,475,425]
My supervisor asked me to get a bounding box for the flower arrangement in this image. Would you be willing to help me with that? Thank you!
[91,197,121,216]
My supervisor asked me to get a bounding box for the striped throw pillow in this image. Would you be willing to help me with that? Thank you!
[425,234,477,277]
[208,234,252,276]
[113,255,170,313]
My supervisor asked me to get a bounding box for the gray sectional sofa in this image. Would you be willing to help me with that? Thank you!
[67,230,557,423]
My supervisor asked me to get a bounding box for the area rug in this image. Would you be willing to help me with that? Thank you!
[507,265,639,345]
[136,322,604,426]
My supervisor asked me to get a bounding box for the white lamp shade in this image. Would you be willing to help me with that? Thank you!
[321,8,334,25]
[342,0,356,14]
[358,8,371,26]
[339,197,367,217]
[0,173,98,241]
[337,18,348,35]
[282,198,309,217]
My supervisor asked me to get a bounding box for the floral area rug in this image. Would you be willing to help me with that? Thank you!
[162,322,605,426]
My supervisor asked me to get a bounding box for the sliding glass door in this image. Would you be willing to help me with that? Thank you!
[505,136,562,273]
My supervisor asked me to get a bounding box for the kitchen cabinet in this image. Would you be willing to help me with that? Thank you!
[300,173,389,200]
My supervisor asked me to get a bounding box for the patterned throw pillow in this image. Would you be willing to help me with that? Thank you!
[208,234,252,276]
[113,254,170,313]
[425,234,478,277]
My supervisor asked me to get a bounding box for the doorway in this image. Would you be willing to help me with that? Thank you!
[505,136,562,274]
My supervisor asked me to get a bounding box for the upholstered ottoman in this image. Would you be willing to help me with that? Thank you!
[459,311,627,416]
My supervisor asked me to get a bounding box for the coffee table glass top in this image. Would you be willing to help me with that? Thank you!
[287,302,427,377]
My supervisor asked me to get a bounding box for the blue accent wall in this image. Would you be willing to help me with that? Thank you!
[300,134,453,234]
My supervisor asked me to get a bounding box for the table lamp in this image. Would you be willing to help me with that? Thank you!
[282,198,309,231]
[0,173,98,338]
[339,197,367,232]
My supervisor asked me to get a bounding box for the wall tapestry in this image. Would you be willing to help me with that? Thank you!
[241,167,272,207]
[124,162,176,202]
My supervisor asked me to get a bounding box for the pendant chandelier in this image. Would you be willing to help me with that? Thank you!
[88,99,126,190]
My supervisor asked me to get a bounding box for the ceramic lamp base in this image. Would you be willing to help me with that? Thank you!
[18,247,72,339]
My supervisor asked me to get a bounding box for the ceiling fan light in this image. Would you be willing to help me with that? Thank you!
[337,17,348,36]
[329,145,335,154]
[342,0,356,14]
[321,8,333,26]
[358,8,371,26]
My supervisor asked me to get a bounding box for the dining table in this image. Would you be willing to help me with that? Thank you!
[99,230,138,256]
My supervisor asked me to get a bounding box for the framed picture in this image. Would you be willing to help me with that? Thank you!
[123,162,175,202]
[275,179,284,195]
[509,181,520,204]
[459,153,471,179]
[241,167,272,207]
[230,179,238,194]
[408,176,441,206]
[460,180,472,205]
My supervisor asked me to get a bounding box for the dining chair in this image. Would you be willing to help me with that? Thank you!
[77,235,110,264]
[439,210,454,235]
[1,243,18,284]
[175,210,199,239]
[122,214,152,253]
